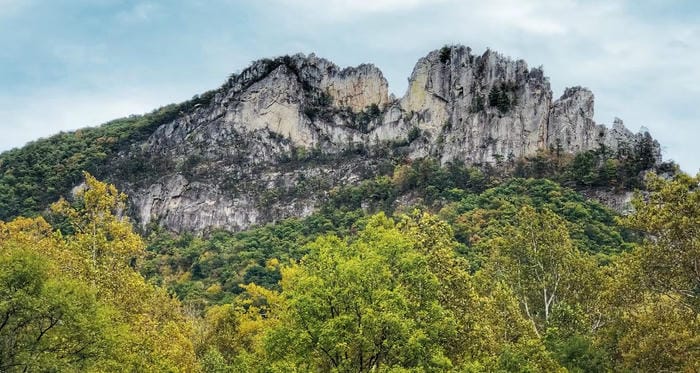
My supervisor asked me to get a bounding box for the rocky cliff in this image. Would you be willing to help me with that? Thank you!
[111,45,660,233]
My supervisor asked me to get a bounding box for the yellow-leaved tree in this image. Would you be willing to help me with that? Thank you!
[601,173,700,372]
[0,172,197,372]
[196,211,563,372]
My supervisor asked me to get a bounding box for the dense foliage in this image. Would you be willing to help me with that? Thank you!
[141,209,366,309]
[1,166,697,371]
[0,174,196,372]
[441,178,634,259]
[146,171,635,311]
[512,135,669,190]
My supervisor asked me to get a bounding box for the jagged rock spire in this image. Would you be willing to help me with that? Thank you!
[120,45,660,233]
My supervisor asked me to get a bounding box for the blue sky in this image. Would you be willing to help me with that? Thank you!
[1,0,698,172]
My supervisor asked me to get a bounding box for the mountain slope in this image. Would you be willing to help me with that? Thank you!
[0,45,663,232]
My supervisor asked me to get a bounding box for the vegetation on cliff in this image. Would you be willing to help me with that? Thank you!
[1,170,697,372]
[0,48,690,372]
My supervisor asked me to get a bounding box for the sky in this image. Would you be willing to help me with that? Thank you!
[1,0,698,172]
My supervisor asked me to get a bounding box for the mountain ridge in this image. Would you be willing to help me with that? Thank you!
[0,45,665,233]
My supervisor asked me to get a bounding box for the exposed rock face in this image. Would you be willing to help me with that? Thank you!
[114,46,661,233]
[580,188,635,215]
[401,47,551,164]
[311,56,390,112]
[127,161,377,233]
[547,87,661,162]
[547,86,598,153]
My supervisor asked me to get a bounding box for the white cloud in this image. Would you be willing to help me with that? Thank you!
[0,89,168,152]
[268,0,448,21]
[1,0,698,172]
[116,2,158,23]
[0,0,31,18]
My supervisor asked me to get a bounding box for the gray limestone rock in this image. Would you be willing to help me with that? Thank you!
[111,46,661,233]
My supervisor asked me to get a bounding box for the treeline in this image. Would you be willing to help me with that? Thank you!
[2,171,697,372]
[511,134,670,190]
[150,174,631,310]
[0,90,220,221]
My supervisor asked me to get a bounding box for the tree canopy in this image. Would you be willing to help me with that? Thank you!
[1,170,697,372]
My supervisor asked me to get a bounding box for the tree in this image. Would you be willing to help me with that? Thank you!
[0,250,111,372]
[398,211,562,371]
[488,85,511,113]
[623,173,700,312]
[263,213,456,371]
[491,206,592,336]
[50,173,197,371]
[634,132,656,171]
[220,212,563,372]
[196,284,283,371]
[611,293,700,372]
[0,173,198,371]
[588,173,700,372]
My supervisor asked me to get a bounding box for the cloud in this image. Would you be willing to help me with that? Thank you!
[1,0,698,173]
[116,2,158,23]
[0,0,30,18]
[271,0,444,18]
[0,89,164,152]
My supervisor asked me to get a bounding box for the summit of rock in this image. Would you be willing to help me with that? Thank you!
[104,45,661,233]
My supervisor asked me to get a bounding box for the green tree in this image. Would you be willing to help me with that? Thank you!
[264,213,456,371]
[399,211,562,371]
[623,172,700,312]
[0,250,111,372]
[595,172,700,372]
[490,206,595,336]
[1,173,198,372]
[215,212,563,372]
[49,173,197,371]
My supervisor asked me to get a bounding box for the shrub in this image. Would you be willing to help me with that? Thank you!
[439,46,451,63]
[408,127,422,143]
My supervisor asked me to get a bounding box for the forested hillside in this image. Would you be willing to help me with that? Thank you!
[0,47,670,235]
[0,47,696,372]
[0,91,218,221]
[1,170,698,372]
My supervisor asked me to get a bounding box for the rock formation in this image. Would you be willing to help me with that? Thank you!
[112,46,660,233]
